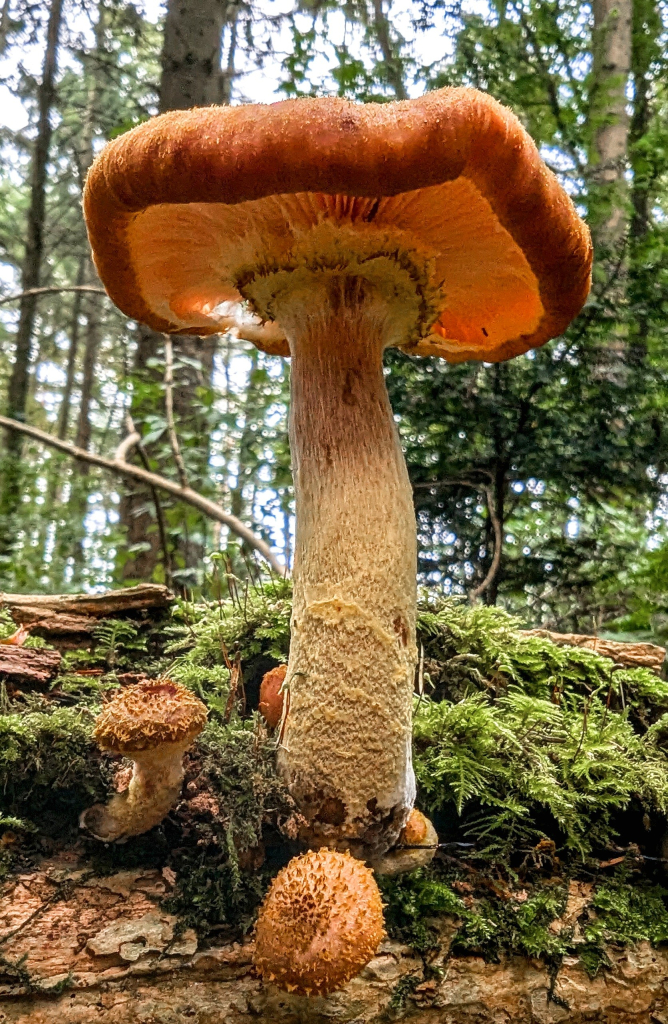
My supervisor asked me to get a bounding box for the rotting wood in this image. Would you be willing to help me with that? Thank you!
[0,646,61,685]
[0,583,173,628]
[0,861,667,1023]
[24,614,99,637]
[521,628,666,674]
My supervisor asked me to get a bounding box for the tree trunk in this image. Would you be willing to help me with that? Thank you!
[589,0,633,262]
[0,0,64,559]
[159,0,230,109]
[370,0,407,99]
[57,259,87,441]
[121,0,235,584]
[627,0,661,365]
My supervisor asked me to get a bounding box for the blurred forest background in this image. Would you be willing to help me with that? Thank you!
[0,0,666,639]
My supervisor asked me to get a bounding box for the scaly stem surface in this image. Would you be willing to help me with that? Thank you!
[276,276,417,855]
[81,742,188,841]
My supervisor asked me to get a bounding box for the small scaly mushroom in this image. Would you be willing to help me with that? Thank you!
[83,88,592,857]
[81,680,207,842]
[253,849,384,996]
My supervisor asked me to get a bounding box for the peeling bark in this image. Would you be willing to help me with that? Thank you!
[0,584,173,627]
[0,647,61,685]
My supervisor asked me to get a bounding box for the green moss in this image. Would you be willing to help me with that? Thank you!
[163,717,294,934]
[164,576,292,711]
[413,688,668,860]
[417,597,668,720]
[584,873,668,947]
[0,702,110,834]
[379,869,465,952]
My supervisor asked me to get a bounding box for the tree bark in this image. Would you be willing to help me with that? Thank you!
[75,298,101,457]
[57,261,87,441]
[370,0,407,99]
[589,0,633,260]
[3,861,668,1023]
[627,0,661,365]
[159,0,229,110]
[3,0,64,430]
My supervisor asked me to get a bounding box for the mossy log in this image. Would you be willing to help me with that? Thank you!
[2,585,668,1023]
[521,629,666,674]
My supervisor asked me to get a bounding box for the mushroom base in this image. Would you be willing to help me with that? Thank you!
[80,741,190,842]
[269,273,418,857]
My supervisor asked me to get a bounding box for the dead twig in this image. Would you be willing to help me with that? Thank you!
[0,285,107,306]
[0,414,286,576]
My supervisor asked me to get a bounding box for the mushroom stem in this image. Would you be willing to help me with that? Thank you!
[81,740,189,842]
[276,275,417,855]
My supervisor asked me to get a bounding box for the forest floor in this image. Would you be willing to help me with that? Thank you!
[1,580,668,1022]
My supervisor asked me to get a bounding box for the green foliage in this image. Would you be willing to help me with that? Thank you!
[90,619,148,670]
[417,597,668,718]
[380,868,465,952]
[584,874,668,948]
[165,575,292,709]
[413,689,668,860]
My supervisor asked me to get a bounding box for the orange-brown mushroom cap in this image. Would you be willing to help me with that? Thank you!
[259,664,287,729]
[93,680,208,754]
[254,849,384,996]
[83,88,592,364]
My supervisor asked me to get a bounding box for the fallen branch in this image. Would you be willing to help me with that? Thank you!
[0,285,107,306]
[521,629,666,675]
[0,583,173,622]
[0,416,286,576]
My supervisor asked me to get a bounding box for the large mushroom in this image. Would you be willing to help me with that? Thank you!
[83,88,592,857]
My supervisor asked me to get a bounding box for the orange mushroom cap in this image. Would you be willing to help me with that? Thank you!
[254,849,384,996]
[84,88,591,364]
[258,664,287,729]
[93,680,208,754]
[399,807,434,847]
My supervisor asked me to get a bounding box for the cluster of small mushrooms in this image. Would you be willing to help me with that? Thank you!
[81,86,591,995]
